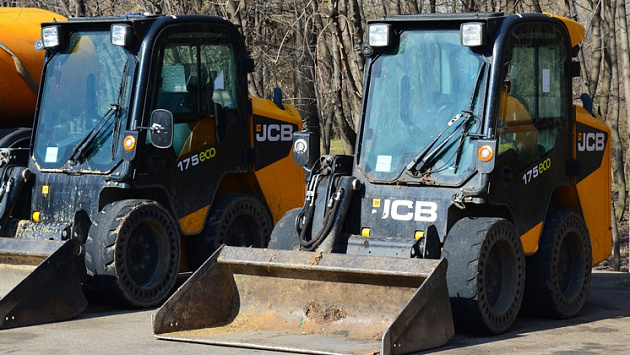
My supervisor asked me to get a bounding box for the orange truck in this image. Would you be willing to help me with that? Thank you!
[0,8,66,146]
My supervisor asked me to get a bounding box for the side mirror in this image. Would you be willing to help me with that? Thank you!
[148,109,173,149]
[292,131,318,167]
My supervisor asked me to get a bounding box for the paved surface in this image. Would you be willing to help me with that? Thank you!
[1,270,629,354]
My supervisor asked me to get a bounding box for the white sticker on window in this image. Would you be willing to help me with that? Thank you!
[161,64,187,93]
[45,147,58,163]
[542,68,550,93]
[375,155,392,172]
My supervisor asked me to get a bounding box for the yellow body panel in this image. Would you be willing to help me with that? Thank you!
[0,8,66,123]
[520,222,543,255]
[574,106,612,265]
[519,106,611,264]
[250,96,305,222]
[545,13,585,48]
[179,205,210,235]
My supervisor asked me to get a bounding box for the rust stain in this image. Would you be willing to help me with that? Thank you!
[303,301,347,324]
[309,251,323,265]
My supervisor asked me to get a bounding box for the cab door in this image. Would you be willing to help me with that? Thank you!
[489,20,573,251]
[139,22,250,234]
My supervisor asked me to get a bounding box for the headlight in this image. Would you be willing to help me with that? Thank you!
[111,24,132,47]
[42,26,61,48]
[368,24,391,47]
[460,22,486,47]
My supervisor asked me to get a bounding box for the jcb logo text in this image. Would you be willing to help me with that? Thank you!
[380,199,438,222]
[255,124,293,142]
[577,132,605,152]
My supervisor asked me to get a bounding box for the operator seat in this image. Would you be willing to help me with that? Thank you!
[498,93,540,165]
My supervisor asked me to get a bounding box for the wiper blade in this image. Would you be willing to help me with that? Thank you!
[406,112,472,174]
[406,61,487,175]
[406,112,466,173]
[453,61,487,173]
[111,59,130,159]
[68,104,118,163]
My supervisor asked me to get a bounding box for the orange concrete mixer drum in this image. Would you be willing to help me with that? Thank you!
[0,8,66,125]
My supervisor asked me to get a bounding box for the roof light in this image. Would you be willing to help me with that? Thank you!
[368,24,391,47]
[111,24,132,47]
[42,26,61,48]
[460,22,486,47]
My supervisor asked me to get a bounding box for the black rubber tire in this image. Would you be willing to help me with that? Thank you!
[0,128,32,148]
[443,217,525,334]
[524,211,592,318]
[268,208,301,250]
[85,199,180,308]
[185,194,272,270]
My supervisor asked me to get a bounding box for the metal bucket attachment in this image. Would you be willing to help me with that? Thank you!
[0,238,87,329]
[153,246,453,354]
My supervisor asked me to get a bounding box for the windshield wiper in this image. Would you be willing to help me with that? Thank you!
[453,61,487,173]
[405,61,487,175]
[405,111,472,174]
[68,104,118,163]
[111,59,130,159]
[68,59,130,164]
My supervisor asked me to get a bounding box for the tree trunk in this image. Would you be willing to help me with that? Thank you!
[587,0,602,97]
[388,0,400,15]
[602,0,626,223]
[429,0,436,13]
[293,1,320,158]
[618,0,630,272]
[601,0,625,271]
[331,28,356,153]
[617,0,630,223]
[313,8,334,154]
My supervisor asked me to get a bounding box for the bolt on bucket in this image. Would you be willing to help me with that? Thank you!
[153,246,453,354]
[0,238,87,329]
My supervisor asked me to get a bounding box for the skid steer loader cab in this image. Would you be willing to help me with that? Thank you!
[0,14,304,329]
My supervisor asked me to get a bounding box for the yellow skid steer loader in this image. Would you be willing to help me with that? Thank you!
[0,13,304,329]
[153,12,611,354]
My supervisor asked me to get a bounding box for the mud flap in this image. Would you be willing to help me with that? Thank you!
[153,246,453,354]
[0,238,87,329]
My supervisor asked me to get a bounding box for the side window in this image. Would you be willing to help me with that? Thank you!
[150,25,239,158]
[156,45,199,116]
[199,43,237,141]
[497,23,569,168]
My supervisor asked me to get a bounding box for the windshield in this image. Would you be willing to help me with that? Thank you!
[358,29,486,185]
[33,30,135,172]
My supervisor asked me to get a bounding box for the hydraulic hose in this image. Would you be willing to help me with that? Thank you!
[0,166,29,235]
